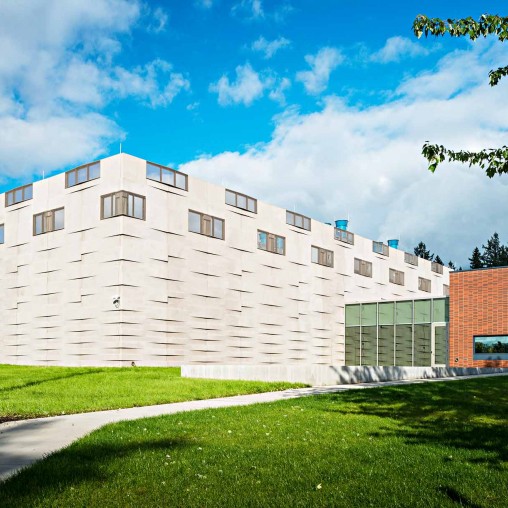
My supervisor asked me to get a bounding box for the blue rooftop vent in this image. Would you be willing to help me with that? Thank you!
[335,219,348,230]
[388,239,399,250]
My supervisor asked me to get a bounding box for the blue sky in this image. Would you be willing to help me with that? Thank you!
[1,0,508,265]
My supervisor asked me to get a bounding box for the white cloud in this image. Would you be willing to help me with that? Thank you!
[0,0,188,178]
[268,77,291,105]
[147,7,168,33]
[296,47,344,95]
[232,0,264,20]
[371,36,431,63]
[196,0,214,8]
[252,36,291,59]
[182,41,508,266]
[210,63,267,106]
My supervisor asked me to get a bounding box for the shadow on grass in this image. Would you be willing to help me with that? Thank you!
[0,434,191,507]
[321,377,508,466]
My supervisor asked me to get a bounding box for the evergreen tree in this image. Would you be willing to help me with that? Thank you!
[448,260,456,270]
[481,233,505,267]
[434,255,444,265]
[414,241,434,260]
[469,247,483,269]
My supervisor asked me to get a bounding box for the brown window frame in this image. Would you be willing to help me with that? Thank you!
[311,245,334,267]
[373,241,389,256]
[188,210,225,240]
[334,228,354,245]
[404,252,419,266]
[225,189,257,213]
[389,268,405,286]
[146,161,188,191]
[5,183,33,207]
[33,207,65,236]
[418,277,431,293]
[65,161,100,188]
[258,230,285,255]
[354,257,372,277]
[431,261,444,274]
[101,191,146,221]
[286,210,311,231]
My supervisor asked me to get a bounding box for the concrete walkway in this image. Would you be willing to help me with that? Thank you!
[1,372,507,482]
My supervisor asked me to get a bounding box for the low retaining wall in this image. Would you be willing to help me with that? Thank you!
[181,364,508,386]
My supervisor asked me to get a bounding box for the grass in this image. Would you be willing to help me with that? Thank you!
[1,376,507,507]
[0,364,304,421]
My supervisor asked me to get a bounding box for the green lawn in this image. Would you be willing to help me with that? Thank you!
[0,364,303,421]
[1,376,507,507]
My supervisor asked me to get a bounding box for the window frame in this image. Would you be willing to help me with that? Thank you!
[5,183,33,207]
[311,245,334,268]
[373,241,389,256]
[443,284,450,297]
[146,161,188,191]
[258,229,285,255]
[418,277,431,293]
[404,252,419,266]
[0,224,4,244]
[389,268,405,286]
[188,210,225,240]
[286,210,311,231]
[334,228,354,245]
[431,261,444,274]
[65,161,100,188]
[225,189,257,213]
[354,257,373,278]
[101,191,146,221]
[473,335,508,360]
[33,207,65,236]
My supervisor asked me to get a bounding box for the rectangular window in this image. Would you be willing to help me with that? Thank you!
[286,211,311,231]
[225,189,257,213]
[373,241,389,256]
[101,191,146,220]
[311,246,334,267]
[0,224,4,244]
[188,210,225,240]
[474,335,508,359]
[65,161,100,188]
[443,284,449,297]
[33,207,64,236]
[354,258,372,277]
[431,261,444,274]
[389,268,405,286]
[5,183,33,207]
[147,161,188,191]
[258,230,285,255]
[404,252,419,266]
[334,228,354,245]
[418,277,431,293]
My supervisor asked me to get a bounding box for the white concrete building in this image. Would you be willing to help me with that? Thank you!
[0,153,449,367]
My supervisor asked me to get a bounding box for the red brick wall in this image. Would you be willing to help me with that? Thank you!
[449,267,508,367]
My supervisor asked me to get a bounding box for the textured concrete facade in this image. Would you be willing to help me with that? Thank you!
[449,267,508,368]
[0,153,449,367]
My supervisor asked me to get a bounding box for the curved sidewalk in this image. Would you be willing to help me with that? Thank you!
[1,372,506,482]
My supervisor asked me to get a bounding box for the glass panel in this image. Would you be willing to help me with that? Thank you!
[89,162,100,180]
[378,302,394,325]
[434,325,448,365]
[15,189,22,203]
[361,326,377,366]
[257,231,267,250]
[213,218,223,239]
[6,192,13,206]
[378,325,394,366]
[326,251,333,267]
[414,300,431,323]
[237,194,247,209]
[396,301,413,324]
[161,169,175,186]
[0,225,4,244]
[127,194,134,217]
[303,218,311,230]
[345,305,360,327]
[433,299,447,322]
[225,190,236,206]
[202,216,212,236]
[474,336,508,358]
[295,215,303,228]
[276,236,285,255]
[77,167,87,183]
[395,324,413,366]
[35,215,43,235]
[175,172,186,190]
[247,198,256,212]
[67,171,76,187]
[414,324,432,366]
[25,185,33,200]
[103,196,112,218]
[133,196,144,219]
[286,211,294,226]
[54,209,64,230]
[311,246,319,264]
[189,211,201,233]
[345,327,361,366]
[361,303,377,326]
[147,163,160,181]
